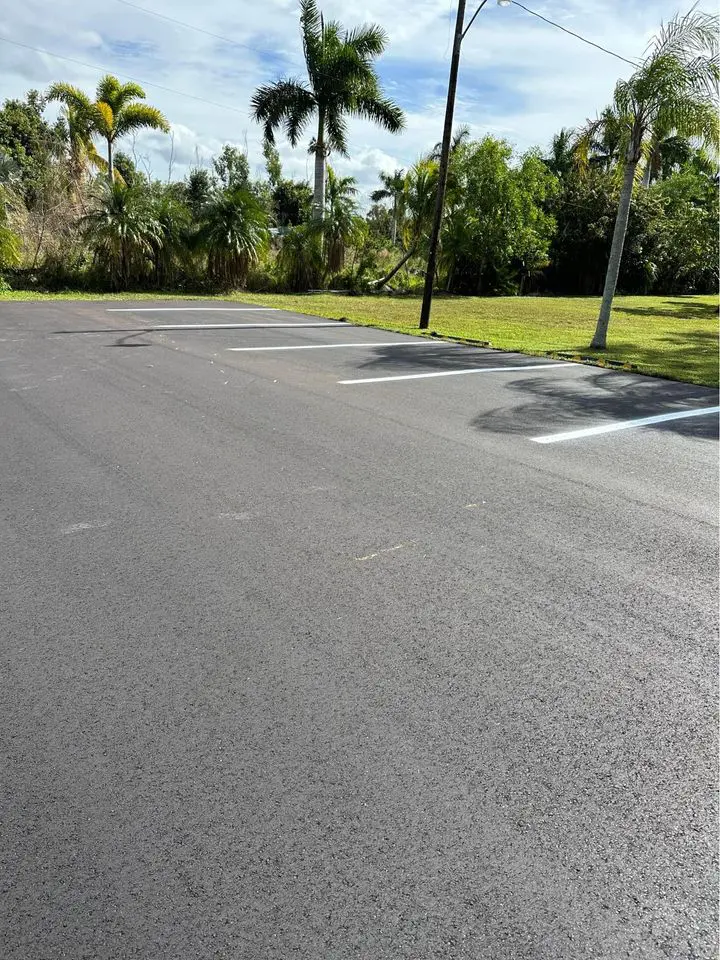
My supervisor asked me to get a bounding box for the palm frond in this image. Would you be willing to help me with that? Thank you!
[113,104,170,139]
[47,82,93,113]
[300,0,323,83]
[94,101,115,138]
[250,80,315,146]
[652,8,719,62]
[350,93,405,133]
[325,109,350,155]
[344,23,388,60]
[97,76,146,112]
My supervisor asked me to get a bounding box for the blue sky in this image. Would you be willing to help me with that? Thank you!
[0,0,696,200]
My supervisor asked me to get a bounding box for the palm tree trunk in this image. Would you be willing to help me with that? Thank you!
[312,115,325,222]
[591,159,637,349]
[391,195,398,245]
[107,137,114,186]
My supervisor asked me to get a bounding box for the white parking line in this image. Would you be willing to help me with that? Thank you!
[339,362,568,385]
[531,405,720,444]
[115,322,348,331]
[107,307,279,312]
[228,341,430,352]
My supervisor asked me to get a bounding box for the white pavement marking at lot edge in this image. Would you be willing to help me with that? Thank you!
[339,363,569,384]
[107,322,351,331]
[531,405,720,443]
[106,307,280,312]
[227,341,432,352]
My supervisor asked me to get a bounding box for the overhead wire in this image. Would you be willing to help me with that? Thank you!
[113,0,261,54]
[0,35,249,114]
[506,0,640,68]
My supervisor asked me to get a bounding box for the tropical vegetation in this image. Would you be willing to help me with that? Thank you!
[0,6,717,356]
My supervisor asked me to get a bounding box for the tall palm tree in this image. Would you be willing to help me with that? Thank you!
[250,0,404,220]
[48,75,169,184]
[370,169,405,244]
[583,9,718,348]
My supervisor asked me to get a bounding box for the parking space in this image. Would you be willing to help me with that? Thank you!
[2,297,718,960]
[19,298,715,456]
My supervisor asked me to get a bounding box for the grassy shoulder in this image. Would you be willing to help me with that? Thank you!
[1,290,717,386]
[240,292,719,388]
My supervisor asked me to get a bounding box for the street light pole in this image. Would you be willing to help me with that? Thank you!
[419,0,471,329]
[419,0,630,329]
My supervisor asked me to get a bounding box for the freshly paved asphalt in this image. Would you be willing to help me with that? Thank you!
[1,300,718,960]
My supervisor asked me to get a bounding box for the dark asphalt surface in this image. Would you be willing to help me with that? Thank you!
[1,300,718,959]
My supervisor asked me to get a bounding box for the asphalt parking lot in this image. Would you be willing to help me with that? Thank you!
[1,299,718,959]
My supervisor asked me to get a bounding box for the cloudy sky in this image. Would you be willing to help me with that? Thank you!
[0,0,692,200]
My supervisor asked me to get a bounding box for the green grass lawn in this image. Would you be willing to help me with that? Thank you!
[2,290,717,386]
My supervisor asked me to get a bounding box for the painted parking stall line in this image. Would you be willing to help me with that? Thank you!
[339,362,569,385]
[104,322,351,331]
[106,307,280,312]
[227,341,432,352]
[531,405,720,444]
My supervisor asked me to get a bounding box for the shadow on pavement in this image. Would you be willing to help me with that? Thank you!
[108,331,152,347]
[354,342,537,374]
[471,371,719,441]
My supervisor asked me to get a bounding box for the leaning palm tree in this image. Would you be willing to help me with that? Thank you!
[250,0,404,220]
[372,158,438,287]
[371,169,405,244]
[582,8,718,348]
[48,76,169,184]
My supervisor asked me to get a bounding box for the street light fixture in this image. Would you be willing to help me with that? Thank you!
[419,0,510,329]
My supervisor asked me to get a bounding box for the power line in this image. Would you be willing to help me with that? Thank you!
[113,0,260,55]
[0,35,248,114]
[507,1,640,68]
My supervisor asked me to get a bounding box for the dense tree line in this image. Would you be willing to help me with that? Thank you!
[0,3,717,308]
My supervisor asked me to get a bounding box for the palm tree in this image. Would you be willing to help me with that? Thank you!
[195,187,268,290]
[370,169,405,244]
[584,9,718,348]
[430,124,471,162]
[276,223,324,292]
[150,186,192,289]
[48,75,169,184]
[184,167,215,219]
[576,107,625,175]
[250,0,404,221]
[82,182,162,289]
[545,127,575,178]
[323,167,360,275]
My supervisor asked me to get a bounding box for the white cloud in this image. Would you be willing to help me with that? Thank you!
[0,0,687,202]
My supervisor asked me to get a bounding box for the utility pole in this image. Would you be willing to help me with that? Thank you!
[419,0,469,329]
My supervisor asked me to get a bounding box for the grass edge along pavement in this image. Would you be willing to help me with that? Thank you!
[1,291,717,387]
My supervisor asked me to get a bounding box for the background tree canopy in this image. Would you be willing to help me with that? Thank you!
[0,5,716,305]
